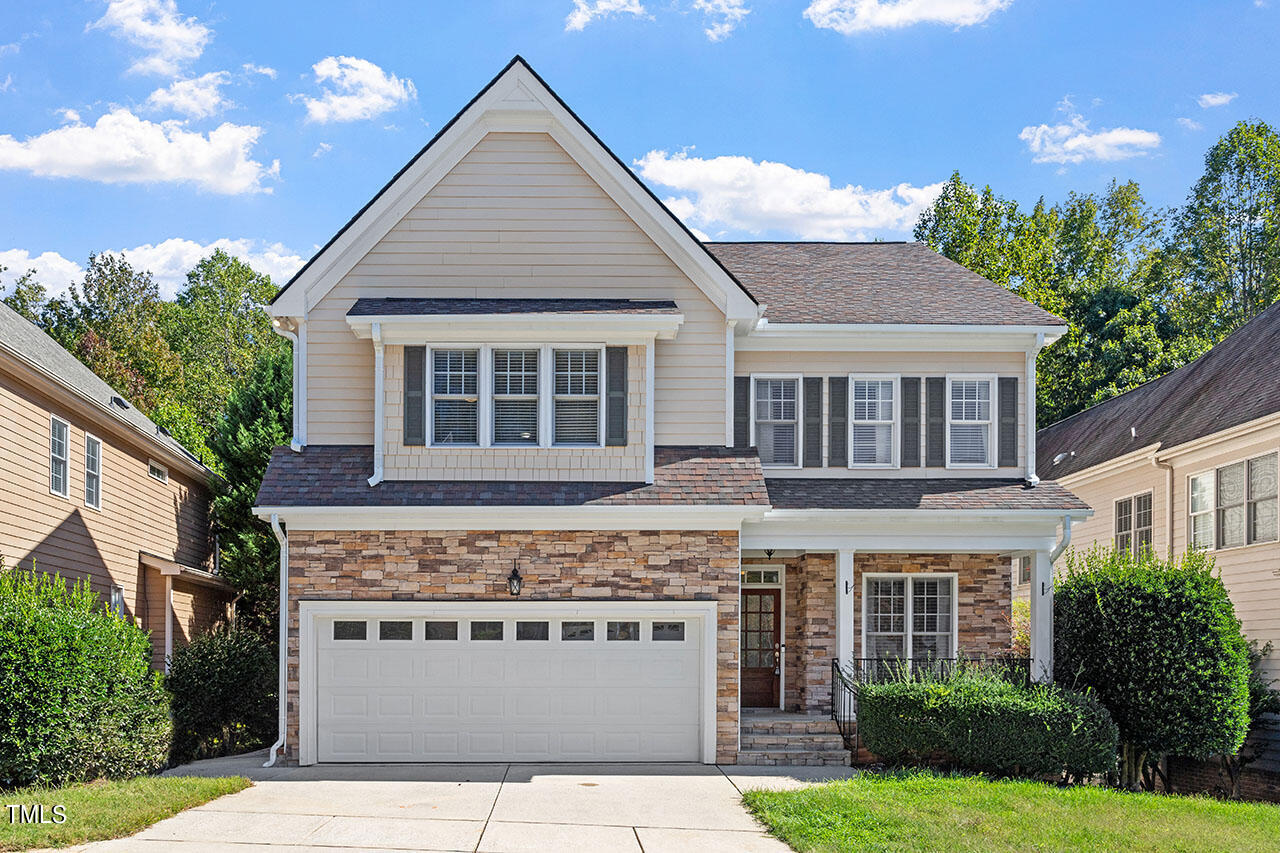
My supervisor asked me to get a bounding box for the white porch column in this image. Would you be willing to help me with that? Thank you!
[1030,548,1053,682]
[368,323,384,486]
[163,575,173,673]
[835,549,855,667]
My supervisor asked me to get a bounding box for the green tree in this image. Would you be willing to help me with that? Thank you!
[207,344,292,635]
[1,266,50,324]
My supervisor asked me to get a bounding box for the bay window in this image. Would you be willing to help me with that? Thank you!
[947,377,994,467]
[754,377,799,467]
[850,376,896,467]
[1189,453,1278,550]
[863,575,955,661]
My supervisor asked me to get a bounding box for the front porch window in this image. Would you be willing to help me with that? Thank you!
[863,575,956,660]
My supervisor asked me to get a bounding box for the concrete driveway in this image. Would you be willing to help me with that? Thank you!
[67,751,857,852]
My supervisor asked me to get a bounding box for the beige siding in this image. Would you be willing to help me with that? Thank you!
[305,132,728,448]
[737,350,1027,476]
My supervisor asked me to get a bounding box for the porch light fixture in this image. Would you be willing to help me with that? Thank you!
[507,563,523,597]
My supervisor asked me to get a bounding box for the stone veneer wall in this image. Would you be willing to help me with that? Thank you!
[284,529,741,764]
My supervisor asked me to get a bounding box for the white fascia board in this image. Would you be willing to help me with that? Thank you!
[742,509,1080,552]
[346,313,683,344]
[271,62,756,324]
[737,322,1066,353]
[253,504,769,531]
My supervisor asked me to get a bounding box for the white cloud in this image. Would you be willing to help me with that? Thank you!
[1018,101,1160,165]
[634,149,943,239]
[1176,117,1203,131]
[242,62,277,79]
[565,0,648,31]
[0,74,12,94]
[1,238,305,300]
[297,56,416,123]
[1197,91,1237,108]
[90,0,211,76]
[0,108,279,194]
[694,0,750,39]
[145,71,231,118]
[803,0,1012,33]
[0,43,19,57]
[312,142,332,158]
[58,108,81,123]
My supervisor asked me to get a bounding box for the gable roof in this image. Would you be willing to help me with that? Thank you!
[705,241,1065,326]
[0,301,212,477]
[1037,300,1280,479]
[271,56,758,321]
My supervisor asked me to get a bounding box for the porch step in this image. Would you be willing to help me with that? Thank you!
[739,711,851,766]
[739,712,841,737]
[736,748,852,767]
[740,732,847,750]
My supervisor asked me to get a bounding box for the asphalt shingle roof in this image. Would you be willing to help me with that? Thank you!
[347,298,682,316]
[704,241,1065,326]
[1037,301,1280,479]
[765,477,1088,512]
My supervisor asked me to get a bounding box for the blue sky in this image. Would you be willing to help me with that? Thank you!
[1,0,1276,298]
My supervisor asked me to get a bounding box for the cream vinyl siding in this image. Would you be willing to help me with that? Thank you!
[304,132,728,447]
[736,350,1027,477]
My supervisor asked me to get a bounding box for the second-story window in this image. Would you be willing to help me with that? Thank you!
[1189,453,1278,550]
[850,377,896,466]
[84,434,102,510]
[754,378,799,466]
[49,416,69,498]
[947,378,993,467]
[553,349,600,444]
[432,349,478,445]
[493,349,539,445]
[1115,492,1152,556]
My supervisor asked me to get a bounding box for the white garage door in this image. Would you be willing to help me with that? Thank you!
[314,611,704,762]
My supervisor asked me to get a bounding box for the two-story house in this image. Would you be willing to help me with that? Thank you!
[0,301,232,670]
[1038,300,1280,794]
[253,57,1089,767]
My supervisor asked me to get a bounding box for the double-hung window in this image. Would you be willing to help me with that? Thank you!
[49,416,69,498]
[850,377,896,467]
[947,377,994,467]
[84,434,102,510]
[432,349,478,445]
[493,349,539,445]
[553,349,600,444]
[1114,492,1152,555]
[754,378,799,467]
[864,575,955,660]
[1189,453,1278,550]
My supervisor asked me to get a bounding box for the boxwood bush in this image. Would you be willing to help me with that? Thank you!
[0,567,171,787]
[167,626,277,763]
[857,666,1118,780]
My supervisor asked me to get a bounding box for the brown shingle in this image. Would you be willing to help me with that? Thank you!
[765,477,1088,511]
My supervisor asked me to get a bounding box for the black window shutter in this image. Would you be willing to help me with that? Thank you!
[803,377,823,467]
[998,376,1018,467]
[605,346,628,446]
[403,346,426,446]
[925,377,945,467]
[827,377,847,467]
[901,377,921,467]
[733,376,751,448]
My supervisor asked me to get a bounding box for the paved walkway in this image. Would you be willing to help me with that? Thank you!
[65,751,857,852]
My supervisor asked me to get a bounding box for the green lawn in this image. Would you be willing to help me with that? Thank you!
[0,775,250,851]
[742,771,1280,853]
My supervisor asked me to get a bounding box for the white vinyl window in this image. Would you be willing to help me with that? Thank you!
[49,416,69,498]
[947,377,994,467]
[863,575,956,660]
[1190,472,1215,549]
[148,459,168,483]
[1190,453,1278,550]
[1114,492,1152,556]
[493,349,539,445]
[432,349,479,445]
[553,349,601,445]
[754,377,799,467]
[84,434,102,510]
[849,376,897,467]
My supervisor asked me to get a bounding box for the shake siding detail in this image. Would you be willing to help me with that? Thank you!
[304,132,728,447]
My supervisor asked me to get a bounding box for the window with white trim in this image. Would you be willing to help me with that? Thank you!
[754,378,799,466]
[84,434,102,510]
[432,349,478,445]
[850,377,896,466]
[49,416,69,497]
[947,378,993,466]
[148,460,168,483]
[864,575,955,660]
[553,349,600,444]
[1114,492,1152,556]
[1190,453,1278,550]
[493,349,539,445]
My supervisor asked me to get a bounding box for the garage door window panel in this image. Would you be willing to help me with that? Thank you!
[607,621,639,641]
[379,621,412,641]
[334,621,367,641]
[425,621,458,640]
[652,622,685,641]
[470,621,504,641]
[516,621,549,641]
[562,621,595,641]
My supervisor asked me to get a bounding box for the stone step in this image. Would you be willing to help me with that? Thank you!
[740,733,848,750]
[740,718,841,737]
[736,748,852,767]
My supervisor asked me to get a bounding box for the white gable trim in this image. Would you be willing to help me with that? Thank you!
[271,58,759,324]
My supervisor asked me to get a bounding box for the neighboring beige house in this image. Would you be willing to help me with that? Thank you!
[0,301,232,669]
[1037,300,1280,783]
[253,57,1089,768]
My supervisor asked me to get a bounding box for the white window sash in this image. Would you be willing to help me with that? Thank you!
[1189,472,1215,550]
[492,348,540,446]
[848,374,899,469]
[945,375,996,469]
[861,573,959,661]
[49,415,69,498]
[750,375,802,469]
[1191,453,1280,551]
[429,348,480,447]
[84,433,102,510]
[551,347,604,447]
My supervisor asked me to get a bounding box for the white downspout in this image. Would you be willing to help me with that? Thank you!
[1153,450,1175,559]
[271,319,303,452]
[368,323,385,487]
[1050,513,1073,563]
[264,513,288,767]
[1025,332,1045,485]
[163,575,173,673]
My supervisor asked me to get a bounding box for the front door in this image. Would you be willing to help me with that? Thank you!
[741,589,780,708]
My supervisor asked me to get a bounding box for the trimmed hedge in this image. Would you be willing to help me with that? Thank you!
[857,667,1118,779]
[0,568,171,787]
[168,626,277,763]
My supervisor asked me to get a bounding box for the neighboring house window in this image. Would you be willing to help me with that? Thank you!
[553,349,600,445]
[432,349,479,445]
[49,416,69,498]
[148,460,168,483]
[1016,555,1031,585]
[84,434,102,510]
[1114,492,1152,556]
[1189,453,1278,550]
[947,377,993,467]
[864,575,955,660]
[849,377,896,467]
[493,349,539,445]
[754,378,799,466]
[109,586,125,616]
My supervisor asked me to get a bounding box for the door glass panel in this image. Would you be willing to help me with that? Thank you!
[470,621,504,641]
[561,621,594,641]
[333,620,366,640]
[652,622,685,641]
[379,620,412,641]
[516,621,549,641]
[425,621,458,640]
[607,621,639,641]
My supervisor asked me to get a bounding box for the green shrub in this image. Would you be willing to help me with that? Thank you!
[0,566,171,787]
[857,666,1118,779]
[167,626,276,763]
[1055,546,1250,786]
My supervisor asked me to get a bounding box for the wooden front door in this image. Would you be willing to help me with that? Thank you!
[741,589,781,708]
